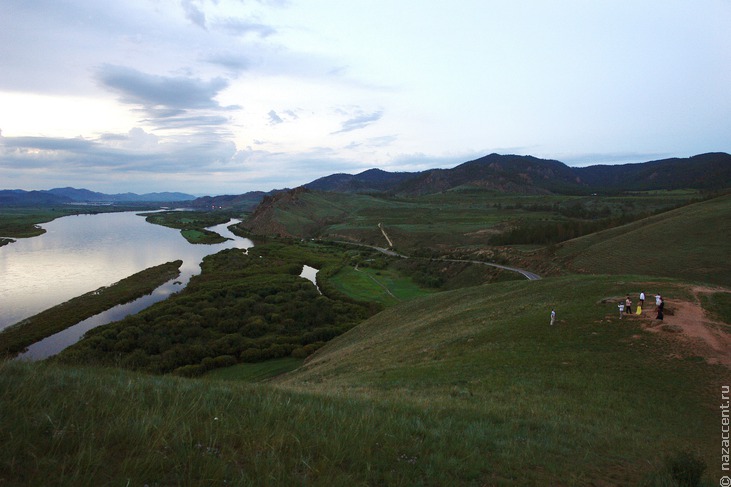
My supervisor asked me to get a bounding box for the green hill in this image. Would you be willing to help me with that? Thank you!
[557,193,731,287]
[275,274,727,484]
[3,274,726,485]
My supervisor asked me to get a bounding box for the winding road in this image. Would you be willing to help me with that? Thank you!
[332,223,542,281]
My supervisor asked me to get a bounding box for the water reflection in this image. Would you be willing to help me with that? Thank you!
[1,212,253,360]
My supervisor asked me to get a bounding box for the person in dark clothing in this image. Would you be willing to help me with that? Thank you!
[656,296,664,320]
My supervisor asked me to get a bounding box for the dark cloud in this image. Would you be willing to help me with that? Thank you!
[1,130,237,175]
[205,52,252,73]
[182,0,207,29]
[332,110,383,134]
[1,136,97,152]
[97,65,229,113]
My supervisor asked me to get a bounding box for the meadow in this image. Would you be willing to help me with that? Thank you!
[1,190,729,485]
[1,274,726,485]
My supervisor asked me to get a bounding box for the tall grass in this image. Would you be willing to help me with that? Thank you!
[1,274,725,485]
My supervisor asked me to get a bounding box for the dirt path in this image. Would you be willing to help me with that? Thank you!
[642,286,731,367]
[377,223,394,248]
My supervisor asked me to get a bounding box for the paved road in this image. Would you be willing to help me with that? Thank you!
[328,240,540,281]
[437,258,541,280]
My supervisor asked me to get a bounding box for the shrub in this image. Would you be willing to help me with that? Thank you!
[665,450,706,487]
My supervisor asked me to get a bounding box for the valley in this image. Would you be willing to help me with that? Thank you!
[1,153,730,485]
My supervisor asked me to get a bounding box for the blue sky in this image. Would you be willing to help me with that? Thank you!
[1,0,729,195]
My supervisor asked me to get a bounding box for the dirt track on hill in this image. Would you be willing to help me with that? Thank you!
[642,286,731,368]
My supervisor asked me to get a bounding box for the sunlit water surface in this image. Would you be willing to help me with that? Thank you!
[0,211,253,359]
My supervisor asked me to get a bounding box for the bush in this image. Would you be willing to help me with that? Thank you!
[173,364,206,377]
[665,450,706,487]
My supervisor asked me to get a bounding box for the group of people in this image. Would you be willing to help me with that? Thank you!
[622,291,664,320]
[550,291,665,326]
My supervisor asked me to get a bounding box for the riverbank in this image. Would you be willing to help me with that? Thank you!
[0,260,182,358]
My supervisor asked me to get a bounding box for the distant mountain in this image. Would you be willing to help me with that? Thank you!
[299,152,731,196]
[394,154,583,195]
[305,168,417,193]
[189,191,279,212]
[0,187,195,206]
[0,190,71,206]
[574,152,731,192]
[47,187,195,202]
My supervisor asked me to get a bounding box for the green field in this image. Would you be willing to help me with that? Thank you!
[2,189,729,485]
[329,264,434,306]
[558,193,731,287]
[1,274,725,485]
[144,210,237,244]
[244,188,708,253]
[204,357,303,382]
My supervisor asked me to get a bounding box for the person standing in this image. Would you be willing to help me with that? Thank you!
[550,308,556,326]
[625,295,632,315]
[656,296,664,320]
[639,292,645,307]
[655,294,662,308]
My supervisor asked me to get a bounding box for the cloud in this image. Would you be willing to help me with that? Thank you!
[181,0,207,29]
[0,129,237,175]
[332,110,384,134]
[204,52,252,74]
[214,17,276,38]
[268,110,284,125]
[97,65,229,113]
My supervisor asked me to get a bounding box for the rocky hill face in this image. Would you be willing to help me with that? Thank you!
[240,187,311,237]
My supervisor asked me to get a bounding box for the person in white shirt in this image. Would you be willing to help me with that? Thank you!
[550,309,556,326]
[639,292,645,307]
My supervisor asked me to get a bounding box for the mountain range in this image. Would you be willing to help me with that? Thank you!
[303,152,731,195]
[0,187,195,206]
[198,152,731,211]
[2,152,729,208]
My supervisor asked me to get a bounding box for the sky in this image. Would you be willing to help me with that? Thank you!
[1,0,730,196]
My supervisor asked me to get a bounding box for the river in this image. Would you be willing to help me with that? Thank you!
[0,211,254,359]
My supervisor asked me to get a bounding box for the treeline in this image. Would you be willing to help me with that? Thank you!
[56,242,377,376]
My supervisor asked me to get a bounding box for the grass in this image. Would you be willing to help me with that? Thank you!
[245,189,704,253]
[329,265,433,306]
[204,357,303,382]
[180,228,228,244]
[1,274,724,485]
[276,274,727,484]
[698,290,731,326]
[144,210,236,244]
[558,193,731,287]
[0,261,182,358]
[0,207,81,238]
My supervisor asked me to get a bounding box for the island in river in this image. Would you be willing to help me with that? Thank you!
[0,260,183,358]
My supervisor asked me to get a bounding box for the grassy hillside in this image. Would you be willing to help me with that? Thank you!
[275,274,727,484]
[2,274,725,485]
[557,193,731,287]
[243,186,709,256]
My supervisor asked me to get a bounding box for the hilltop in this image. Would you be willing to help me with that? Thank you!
[303,152,731,196]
